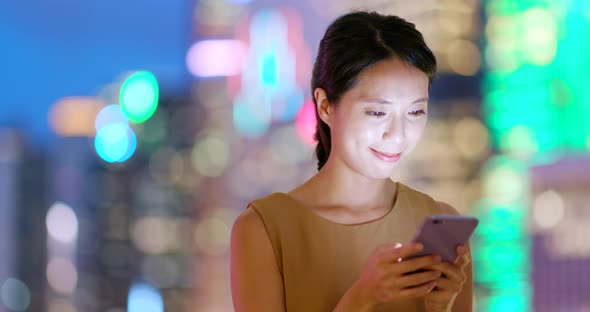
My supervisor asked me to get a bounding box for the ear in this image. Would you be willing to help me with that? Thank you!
[314,88,332,126]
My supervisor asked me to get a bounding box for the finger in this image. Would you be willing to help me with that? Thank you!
[454,253,471,268]
[396,255,442,274]
[397,280,437,298]
[395,270,441,288]
[428,262,463,282]
[373,243,402,260]
[454,245,470,263]
[381,242,424,262]
[430,275,463,293]
[456,245,468,256]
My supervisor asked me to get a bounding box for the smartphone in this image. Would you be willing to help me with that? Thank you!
[407,215,479,263]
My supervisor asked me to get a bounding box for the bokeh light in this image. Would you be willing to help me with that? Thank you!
[46,201,79,243]
[191,133,231,177]
[95,104,129,133]
[500,125,539,160]
[47,257,78,294]
[1,278,30,311]
[127,282,163,312]
[119,71,159,123]
[482,163,527,206]
[260,52,278,88]
[446,39,481,76]
[48,299,77,312]
[272,88,304,122]
[453,117,490,160]
[94,123,137,163]
[438,12,468,37]
[522,7,557,65]
[194,217,231,256]
[533,190,565,230]
[169,151,192,186]
[295,100,317,145]
[231,8,308,137]
[269,125,312,165]
[132,217,182,254]
[194,0,248,33]
[186,40,247,77]
[232,94,271,137]
[49,97,104,137]
[484,14,518,71]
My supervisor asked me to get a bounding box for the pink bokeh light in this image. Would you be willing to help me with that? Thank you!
[295,100,317,145]
[186,40,247,77]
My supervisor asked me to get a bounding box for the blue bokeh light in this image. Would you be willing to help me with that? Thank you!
[233,95,271,137]
[94,123,137,163]
[1,278,30,311]
[127,282,163,312]
[95,104,129,132]
[273,88,304,122]
[260,53,278,88]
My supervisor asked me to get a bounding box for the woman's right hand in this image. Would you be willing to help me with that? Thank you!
[337,243,443,311]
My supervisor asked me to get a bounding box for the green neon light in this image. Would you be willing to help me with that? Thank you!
[119,71,159,123]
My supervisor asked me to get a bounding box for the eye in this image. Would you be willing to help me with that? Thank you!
[366,111,386,117]
[409,109,426,116]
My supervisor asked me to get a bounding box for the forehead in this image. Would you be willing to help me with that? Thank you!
[347,57,429,101]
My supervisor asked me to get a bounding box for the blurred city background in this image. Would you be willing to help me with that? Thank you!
[0,0,589,311]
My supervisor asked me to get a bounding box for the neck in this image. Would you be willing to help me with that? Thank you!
[304,156,396,211]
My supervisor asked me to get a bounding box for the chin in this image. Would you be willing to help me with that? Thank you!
[373,169,398,180]
[361,163,400,180]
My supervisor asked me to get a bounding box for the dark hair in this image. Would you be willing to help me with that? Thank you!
[311,11,437,170]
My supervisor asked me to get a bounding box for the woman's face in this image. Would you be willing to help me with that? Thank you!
[322,57,430,179]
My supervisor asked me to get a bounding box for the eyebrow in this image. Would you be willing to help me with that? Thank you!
[361,97,429,105]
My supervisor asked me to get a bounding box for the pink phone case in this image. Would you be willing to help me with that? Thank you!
[408,215,479,263]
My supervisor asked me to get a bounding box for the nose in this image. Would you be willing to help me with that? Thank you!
[383,118,406,144]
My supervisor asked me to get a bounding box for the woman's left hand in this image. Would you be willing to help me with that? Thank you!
[423,245,470,312]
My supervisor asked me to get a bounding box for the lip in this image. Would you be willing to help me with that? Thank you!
[370,148,402,162]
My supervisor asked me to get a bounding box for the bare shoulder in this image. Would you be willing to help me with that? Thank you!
[435,201,461,216]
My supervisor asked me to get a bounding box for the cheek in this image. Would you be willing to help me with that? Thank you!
[407,119,427,141]
[347,120,381,145]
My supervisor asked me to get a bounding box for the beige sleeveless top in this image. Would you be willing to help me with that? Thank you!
[248,182,441,311]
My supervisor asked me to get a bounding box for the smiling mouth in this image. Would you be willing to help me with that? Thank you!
[370,148,402,162]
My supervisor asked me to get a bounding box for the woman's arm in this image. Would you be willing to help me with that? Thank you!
[230,206,286,312]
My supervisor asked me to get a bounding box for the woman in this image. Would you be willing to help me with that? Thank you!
[230,11,473,312]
